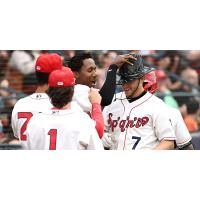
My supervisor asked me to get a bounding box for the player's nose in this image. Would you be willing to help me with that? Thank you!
[92,71,97,78]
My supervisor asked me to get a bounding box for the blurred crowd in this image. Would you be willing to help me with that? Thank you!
[0,50,200,144]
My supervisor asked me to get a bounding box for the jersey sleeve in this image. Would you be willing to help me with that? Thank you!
[99,64,118,106]
[154,106,176,141]
[11,103,19,138]
[173,109,192,146]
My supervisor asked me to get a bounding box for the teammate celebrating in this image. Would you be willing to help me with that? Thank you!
[143,71,194,150]
[68,52,134,139]
[102,54,176,150]
[69,52,134,109]
[11,53,63,149]
[26,67,103,150]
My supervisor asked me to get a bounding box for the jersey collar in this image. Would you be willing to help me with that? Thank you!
[30,93,49,99]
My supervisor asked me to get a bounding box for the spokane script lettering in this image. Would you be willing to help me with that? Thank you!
[108,113,149,132]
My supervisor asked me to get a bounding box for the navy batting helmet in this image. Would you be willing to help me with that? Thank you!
[117,54,155,84]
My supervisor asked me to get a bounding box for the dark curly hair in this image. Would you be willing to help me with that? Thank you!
[68,52,93,72]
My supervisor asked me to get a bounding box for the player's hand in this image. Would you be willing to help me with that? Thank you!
[89,87,102,104]
[102,132,114,149]
[112,54,137,68]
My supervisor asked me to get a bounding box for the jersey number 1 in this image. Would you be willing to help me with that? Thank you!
[18,112,33,141]
[48,129,57,150]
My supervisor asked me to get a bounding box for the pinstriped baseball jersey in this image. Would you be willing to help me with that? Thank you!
[166,106,191,147]
[103,91,176,150]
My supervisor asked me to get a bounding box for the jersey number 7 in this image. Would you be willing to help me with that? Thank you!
[132,136,141,150]
[18,112,33,141]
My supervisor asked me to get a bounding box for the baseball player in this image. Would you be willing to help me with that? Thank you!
[102,54,176,150]
[26,67,103,150]
[11,53,65,149]
[143,71,194,150]
[68,52,134,139]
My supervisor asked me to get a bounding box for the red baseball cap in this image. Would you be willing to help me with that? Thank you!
[35,53,62,73]
[48,67,75,87]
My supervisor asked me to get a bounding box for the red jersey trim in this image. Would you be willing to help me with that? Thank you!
[160,137,176,141]
[176,137,192,145]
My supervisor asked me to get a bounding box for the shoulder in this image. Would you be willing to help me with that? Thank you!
[166,105,181,116]
[27,112,46,128]
[29,112,44,122]
[103,92,126,111]
[149,94,169,107]
[112,92,125,102]
[12,95,31,111]
[75,111,95,124]
[73,84,91,112]
[75,110,91,119]
[15,95,30,105]
[74,84,90,94]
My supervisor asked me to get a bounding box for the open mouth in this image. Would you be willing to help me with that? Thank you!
[123,87,131,92]
[124,88,130,92]
[91,81,96,87]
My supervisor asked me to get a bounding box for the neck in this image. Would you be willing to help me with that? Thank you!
[130,88,145,98]
[35,85,48,93]
[63,103,71,110]
[52,103,71,110]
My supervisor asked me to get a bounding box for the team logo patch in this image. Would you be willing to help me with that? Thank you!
[57,82,64,86]
[36,94,42,99]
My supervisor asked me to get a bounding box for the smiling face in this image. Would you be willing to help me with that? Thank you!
[74,58,97,88]
[122,78,145,98]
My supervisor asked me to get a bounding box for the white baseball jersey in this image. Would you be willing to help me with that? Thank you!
[103,91,176,150]
[166,106,192,147]
[11,93,82,149]
[25,109,103,150]
[73,84,92,112]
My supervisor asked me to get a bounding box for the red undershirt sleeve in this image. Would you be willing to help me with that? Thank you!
[90,103,104,139]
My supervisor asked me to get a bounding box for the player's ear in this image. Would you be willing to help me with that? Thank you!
[73,71,80,79]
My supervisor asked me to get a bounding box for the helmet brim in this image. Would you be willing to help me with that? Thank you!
[117,66,155,85]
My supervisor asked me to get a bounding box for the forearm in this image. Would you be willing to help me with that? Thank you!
[99,64,118,106]
[91,103,104,139]
[154,140,175,150]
